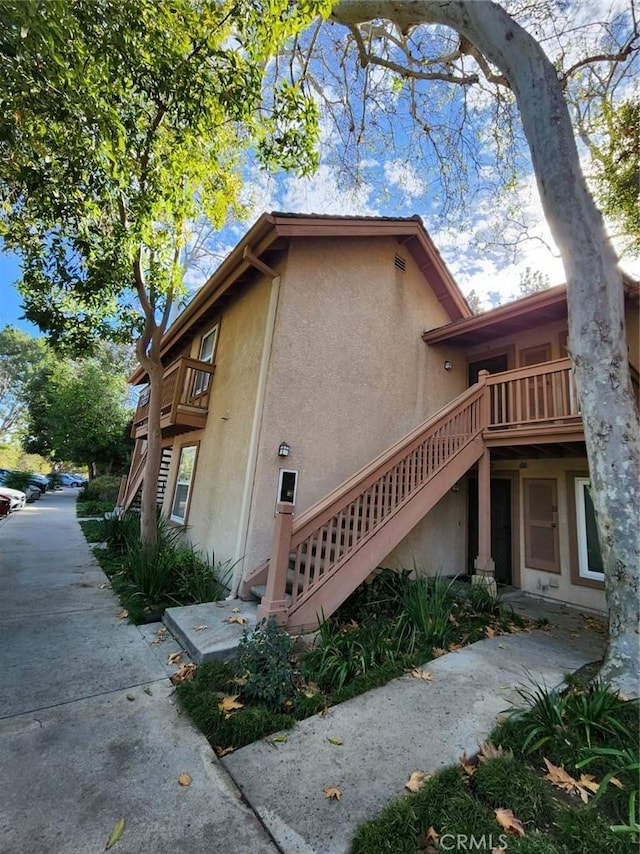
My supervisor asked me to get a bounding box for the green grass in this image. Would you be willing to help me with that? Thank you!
[351,731,637,854]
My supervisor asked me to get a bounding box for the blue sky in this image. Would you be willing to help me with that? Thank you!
[2,0,638,337]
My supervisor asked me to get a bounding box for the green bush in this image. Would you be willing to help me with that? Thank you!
[81,475,121,503]
[3,470,35,491]
[47,471,63,490]
[237,618,299,712]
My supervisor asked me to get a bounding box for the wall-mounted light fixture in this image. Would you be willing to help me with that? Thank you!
[278,441,291,458]
[444,360,453,371]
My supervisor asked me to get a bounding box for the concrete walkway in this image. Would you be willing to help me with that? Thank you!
[0,490,607,854]
[0,490,278,854]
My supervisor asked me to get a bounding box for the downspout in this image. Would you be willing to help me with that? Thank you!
[228,247,281,598]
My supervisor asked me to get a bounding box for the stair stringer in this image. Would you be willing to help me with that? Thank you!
[283,434,485,632]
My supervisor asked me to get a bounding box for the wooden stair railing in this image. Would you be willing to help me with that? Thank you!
[256,380,488,630]
[119,439,148,512]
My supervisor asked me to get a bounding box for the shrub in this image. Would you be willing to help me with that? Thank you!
[2,470,35,491]
[472,755,554,825]
[81,475,121,503]
[399,573,457,647]
[237,618,299,712]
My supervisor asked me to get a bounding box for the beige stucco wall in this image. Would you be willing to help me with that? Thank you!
[243,236,467,571]
[163,272,273,564]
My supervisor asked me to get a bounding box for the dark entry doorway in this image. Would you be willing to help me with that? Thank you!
[468,477,513,585]
[468,353,509,386]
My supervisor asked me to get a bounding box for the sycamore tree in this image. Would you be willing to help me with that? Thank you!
[0,0,329,546]
[323,1,639,695]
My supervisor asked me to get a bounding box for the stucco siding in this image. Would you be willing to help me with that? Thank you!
[244,236,463,571]
[169,273,273,563]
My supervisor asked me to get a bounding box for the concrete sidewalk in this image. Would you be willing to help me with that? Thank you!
[222,604,606,854]
[0,490,278,854]
[0,489,607,854]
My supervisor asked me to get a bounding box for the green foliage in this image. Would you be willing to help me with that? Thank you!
[553,806,632,854]
[81,476,122,504]
[23,352,133,472]
[577,746,640,836]
[472,755,554,825]
[590,99,640,252]
[237,618,299,712]
[0,0,330,352]
[502,680,636,759]
[2,470,34,491]
[176,552,232,605]
[0,326,48,434]
[398,574,457,647]
[176,660,296,751]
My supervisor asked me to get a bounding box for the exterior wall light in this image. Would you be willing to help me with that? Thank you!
[444,360,453,371]
[278,442,291,457]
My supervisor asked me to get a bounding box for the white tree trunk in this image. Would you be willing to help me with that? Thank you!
[334,0,640,696]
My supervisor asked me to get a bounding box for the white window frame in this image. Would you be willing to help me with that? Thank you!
[170,445,197,524]
[575,477,604,581]
[193,324,218,396]
[276,469,298,507]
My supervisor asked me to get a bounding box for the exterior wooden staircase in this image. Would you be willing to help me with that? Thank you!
[242,359,582,631]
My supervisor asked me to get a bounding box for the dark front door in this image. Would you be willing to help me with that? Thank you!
[468,477,513,585]
[468,353,509,386]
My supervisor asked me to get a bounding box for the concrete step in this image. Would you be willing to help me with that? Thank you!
[163,599,259,664]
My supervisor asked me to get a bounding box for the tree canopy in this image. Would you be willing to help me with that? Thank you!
[0,325,48,435]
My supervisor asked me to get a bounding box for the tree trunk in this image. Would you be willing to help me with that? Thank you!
[138,359,163,548]
[334,0,640,696]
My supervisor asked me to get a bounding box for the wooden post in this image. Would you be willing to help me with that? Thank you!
[474,447,497,595]
[257,502,294,625]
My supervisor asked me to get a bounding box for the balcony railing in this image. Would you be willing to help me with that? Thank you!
[131,356,216,439]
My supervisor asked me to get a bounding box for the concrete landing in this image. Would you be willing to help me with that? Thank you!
[163,599,260,663]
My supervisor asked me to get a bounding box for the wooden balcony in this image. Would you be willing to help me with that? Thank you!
[131,356,215,439]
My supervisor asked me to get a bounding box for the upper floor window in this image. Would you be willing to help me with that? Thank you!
[193,324,219,396]
[170,445,197,524]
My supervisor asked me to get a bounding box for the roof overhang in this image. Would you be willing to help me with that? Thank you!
[422,275,640,348]
[130,212,471,383]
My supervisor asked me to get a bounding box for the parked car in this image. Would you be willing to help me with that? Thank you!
[58,473,86,487]
[24,484,41,502]
[0,495,10,518]
[0,487,26,511]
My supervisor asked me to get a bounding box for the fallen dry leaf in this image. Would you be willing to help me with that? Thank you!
[178,773,192,787]
[405,770,428,793]
[459,751,476,776]
[117,609,128,620]
[577,774,601,796]
[485,626,497,638]
[494,807,525,836]
[418,826,439,853]
[218,695,244,717]
[266,734,289,747]
[167,652,183,666]
[170,663,197,685]
[543,758,593,803]
[327,736,344,746]
[225,615,248,625]
[105,817,126,849]
[491,848,507,854]
[152,627,168,644]
[478,741,507,761]
[432,647,447,658]
[497,643,505,649]
[323,786,342,801]
[193,624,208,631]
[231,607,241,613]
[447,642,463,652]
[215,745,236,757]
[410,668,433,681]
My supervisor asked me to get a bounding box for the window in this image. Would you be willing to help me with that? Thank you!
[170,445,197,524]
[524,478,560,572]
[277,469,298,505]
[193,324,218,396]
[574,478,604,581]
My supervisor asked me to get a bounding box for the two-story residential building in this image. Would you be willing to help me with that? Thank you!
[119,212,639,631]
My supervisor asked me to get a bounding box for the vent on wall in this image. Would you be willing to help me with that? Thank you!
[394,254,406,272]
